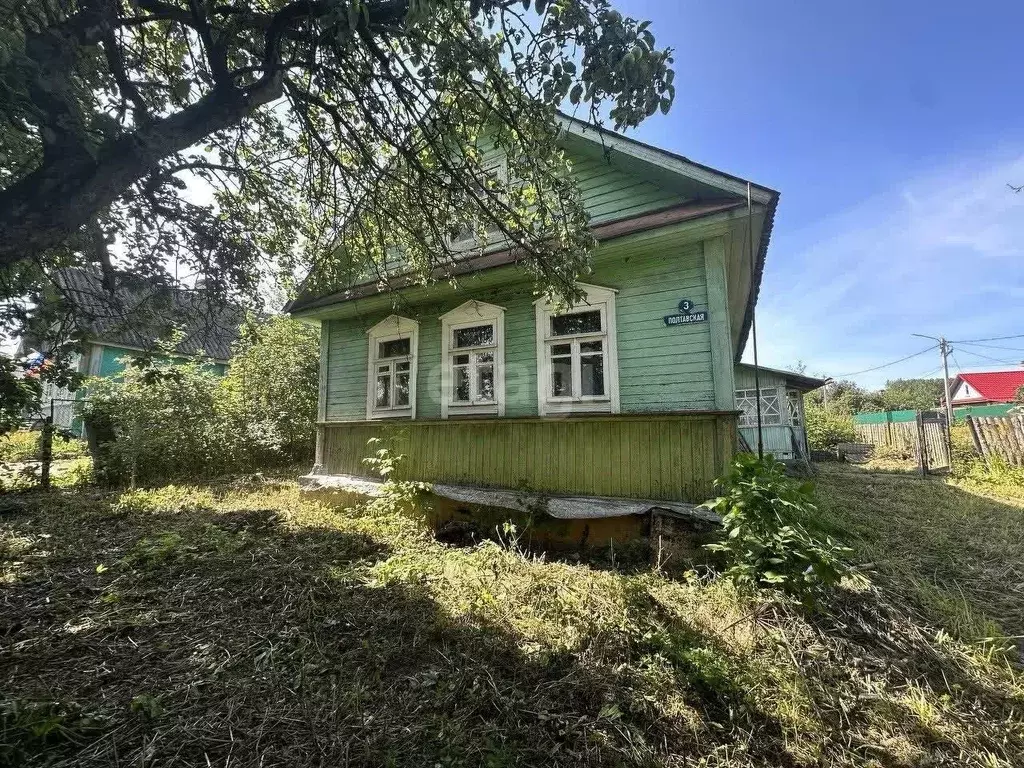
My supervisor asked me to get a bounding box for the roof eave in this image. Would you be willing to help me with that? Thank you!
[285,199,746,316]
[733,191,780,363]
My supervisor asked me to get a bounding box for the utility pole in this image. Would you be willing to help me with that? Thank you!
[939,338,953,427]
[912,333,954,426]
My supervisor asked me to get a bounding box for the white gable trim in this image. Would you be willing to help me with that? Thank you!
[532,282,619,307]
[439,299,507,320]
[557,115,773,205]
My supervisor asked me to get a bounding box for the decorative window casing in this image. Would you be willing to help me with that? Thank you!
[440,300,505,418]
[735,388,784,428]
[366,315,419,420]
[534,284,619,416]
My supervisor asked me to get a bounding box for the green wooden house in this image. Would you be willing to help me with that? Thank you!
[287,115,804,507]
[22,268,240,434]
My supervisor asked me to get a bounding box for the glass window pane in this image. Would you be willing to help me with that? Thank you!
[552,358,572,396]
[581,354,604,396]
[550,310,602,337]
[477,365,494,401]
[454,366,470,402]
[551,343,571,357]
[453,353,470,366]
[395,361,411,372]
[375,374,390,408]
[377,364,391,374]
[476,352,494,364]
[378,338,410,359]
[580,340,603,354]
[394,372,410,407]
[453,324,494,348]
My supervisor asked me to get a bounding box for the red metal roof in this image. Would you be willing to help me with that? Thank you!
[955,371,1024,403]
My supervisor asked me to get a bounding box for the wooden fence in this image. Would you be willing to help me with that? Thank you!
[854,421,918,455]
[966,415,1024,468]
[854,413,950,473]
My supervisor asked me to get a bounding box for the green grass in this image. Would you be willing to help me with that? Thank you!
[815,463,1024,643]
[0,430,88,463]
[1,469,1022,767]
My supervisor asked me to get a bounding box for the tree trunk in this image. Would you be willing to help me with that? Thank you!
[0,79,282,267]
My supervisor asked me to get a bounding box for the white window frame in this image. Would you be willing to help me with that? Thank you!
[366,315,419,420]
[786,389,803,427]
[449,156,509,252]
[735,387,784,428]
[534,283,619,416]
[440,300,506,418]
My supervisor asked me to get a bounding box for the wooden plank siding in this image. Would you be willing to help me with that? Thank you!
[320,413,736,503]
[323,231,718,421]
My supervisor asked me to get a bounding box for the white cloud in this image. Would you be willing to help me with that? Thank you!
[750,150,1024,389]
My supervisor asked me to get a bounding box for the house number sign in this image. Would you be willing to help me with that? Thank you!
[664,299,708,327]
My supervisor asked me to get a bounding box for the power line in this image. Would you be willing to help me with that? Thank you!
[955,347,1024,366]
[951,352,964,375]
[833,344,937,378]
[957,341,1024,353]
[949,333,1024,343]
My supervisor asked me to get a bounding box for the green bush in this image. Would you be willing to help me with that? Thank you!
[705,454,858,599]
[804,404,856,451]
[80,320,318,485]
[218,316,320,462]
[82,354,236,484]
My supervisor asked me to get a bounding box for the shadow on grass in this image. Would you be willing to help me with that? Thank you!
[0,491,810,768]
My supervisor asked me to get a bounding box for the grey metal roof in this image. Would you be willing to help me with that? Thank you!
[736,362,827,392]
[45,268,244,361]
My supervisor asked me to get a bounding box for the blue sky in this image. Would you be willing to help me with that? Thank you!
[613,0,1024,389]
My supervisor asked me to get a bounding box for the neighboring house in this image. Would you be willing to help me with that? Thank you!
[20,268,242,433]
[945,370,1024,418]
[287,114,791,509]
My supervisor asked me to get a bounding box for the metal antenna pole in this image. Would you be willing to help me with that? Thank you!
[747,182,763,458]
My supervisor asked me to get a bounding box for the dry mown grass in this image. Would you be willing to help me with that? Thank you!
[1,471,1022,767]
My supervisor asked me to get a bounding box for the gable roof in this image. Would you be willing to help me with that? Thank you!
[286,116,779,362]
[29,268,244,361]
[952,371,1024,404]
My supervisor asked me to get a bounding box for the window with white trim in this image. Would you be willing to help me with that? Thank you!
[787,390,802,426]
[366,315,418,419]
[735,388,783,428]
[440,300,505,417]
[535,284,619,415]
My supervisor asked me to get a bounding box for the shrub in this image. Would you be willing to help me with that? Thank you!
[804,404,856,451]
[217,316,319,462]
[705,454,858,599]
[82,353,235,484]
[79,320,319,486]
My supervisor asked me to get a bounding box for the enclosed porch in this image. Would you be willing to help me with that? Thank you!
[313,411,737,504]
[734,363,825,461]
